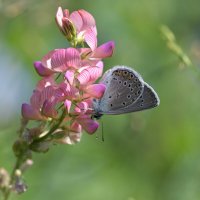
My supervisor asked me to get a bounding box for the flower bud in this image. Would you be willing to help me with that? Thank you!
[62,18,77,41]
[55,7,77,43]
[13,139,29,158]
[0,168,10,189]
[14,177,27,194]
[30,141,51,153]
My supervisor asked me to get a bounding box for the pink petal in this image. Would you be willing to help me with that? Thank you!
[36,76,55,91]
[70,11,83,32]
[76,115,99,134]
[74,101,89,114]
[83,84,106,98]
[21,103,43,120]
[65,69,75,85]
[60,82,79,100]
[78,10,96,31]
[77,66,103,85]
[70,122,82,133]
[40,86,55,105]
[42,98,58,119]
[63,9,69,17]
[84,28,97,51]
[96,61,104,68]
[42,48,81,72]
[34,61,54,76]
[92,41,115,59]
[55,7,64,27]
[64,48,81,68]
[64,99,72,113]
[54,88,66,101]
[30,90,42,110]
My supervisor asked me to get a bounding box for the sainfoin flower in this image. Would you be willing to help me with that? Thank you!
[21,6,115,146]
[56,6,97,50]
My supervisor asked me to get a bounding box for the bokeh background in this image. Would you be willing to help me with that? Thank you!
[1,0,200,200]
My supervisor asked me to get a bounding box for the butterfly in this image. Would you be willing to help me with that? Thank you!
[92,66,160,119]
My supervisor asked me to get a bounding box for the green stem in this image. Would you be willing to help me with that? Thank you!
[30,109,67,147]
[3,155,23,200]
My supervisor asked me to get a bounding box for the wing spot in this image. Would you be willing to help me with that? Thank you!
[137,90,141,95]
[128,84,131,88]
[110,104,113,107]
[123,81,127,86]
[130,88,133,92]
[127,95,131,99]
[119,81,122,84]
[122,102,126,106]
[109,96,112,98]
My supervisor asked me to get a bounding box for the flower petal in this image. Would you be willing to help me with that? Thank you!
[36,76,55,91]
[83,84,106,98]
[76,115,99,134]
[70,122,82,133]
[60,82,79,100]
[92,41,115,59]
[55,7,64,28]
[42,98,58,119]
[84,28,97,51]
[34,61,54,76]
[64,99,72,113]
[42,48,81,72]
[30,90,42,110]
[21,103,43,120]
[77,65,103,85]
[63,9,69,18]
[78,10,96,31]
[74,101,89,114]
[40,86,55,105]
[65,69,75,85]
[69,11,83,32]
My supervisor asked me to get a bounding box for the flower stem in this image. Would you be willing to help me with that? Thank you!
[30,108,67,146]
[3,155,23,200]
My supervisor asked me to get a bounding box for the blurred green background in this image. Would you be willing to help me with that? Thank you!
[1,0,200,200]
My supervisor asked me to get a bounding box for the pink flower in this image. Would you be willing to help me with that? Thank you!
[22,78,65,120]
[22,6,116,145]
[35,41,114,77]
[56,7,97,50]
[66,100,100,134]
[53,122,82,145]
[34,48,81,76]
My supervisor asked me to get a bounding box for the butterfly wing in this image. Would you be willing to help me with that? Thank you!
[93,66,145,114]
[107,82,160,114]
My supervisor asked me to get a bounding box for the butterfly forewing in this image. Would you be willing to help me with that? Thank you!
[93,66,145,114]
